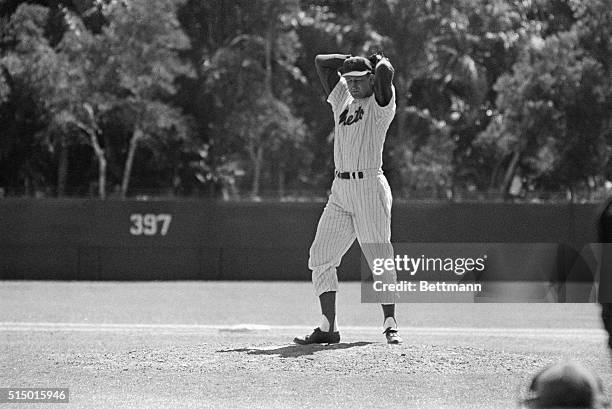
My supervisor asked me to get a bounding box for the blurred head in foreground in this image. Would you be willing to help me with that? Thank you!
[519,361,608,408]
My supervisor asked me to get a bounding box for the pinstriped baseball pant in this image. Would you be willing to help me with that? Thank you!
[309,173,397,303]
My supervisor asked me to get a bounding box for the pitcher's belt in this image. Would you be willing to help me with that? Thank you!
[335,169,382,179]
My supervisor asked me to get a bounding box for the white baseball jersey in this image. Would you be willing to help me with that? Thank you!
[329,77,396,172]
[309,77,397,303]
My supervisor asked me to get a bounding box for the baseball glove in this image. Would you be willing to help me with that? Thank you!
[368,52,386,71]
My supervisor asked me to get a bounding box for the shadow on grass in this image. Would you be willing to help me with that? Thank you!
[216,342,374,358]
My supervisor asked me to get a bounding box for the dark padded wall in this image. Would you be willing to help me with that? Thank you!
[0,199,601,280]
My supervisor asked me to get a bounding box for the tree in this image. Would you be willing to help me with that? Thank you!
[393,107,454,199]
[201,0,308,198]
[477,30,609,197]
[570,0,612,184]
[1,1,195,198]
[2,0,611,201]
[0,4,61,195]
[97,0,194,198]
[50,0,195,198]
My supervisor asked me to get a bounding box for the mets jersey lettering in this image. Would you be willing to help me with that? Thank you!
[339,106,365,126]
[327,77,396,171]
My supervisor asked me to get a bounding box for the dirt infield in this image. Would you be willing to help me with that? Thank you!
[0,281,610,408]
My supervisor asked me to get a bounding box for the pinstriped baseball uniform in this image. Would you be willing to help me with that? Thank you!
[309,77,397,302]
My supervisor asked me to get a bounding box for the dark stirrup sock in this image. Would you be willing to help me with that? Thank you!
[381,303,395,321]
[319,291,337,332]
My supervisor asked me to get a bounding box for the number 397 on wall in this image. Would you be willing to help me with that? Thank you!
[129,214,172,236]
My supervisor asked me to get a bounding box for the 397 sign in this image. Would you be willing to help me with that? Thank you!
[129,213,172,236]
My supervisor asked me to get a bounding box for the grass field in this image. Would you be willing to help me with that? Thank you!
[0,281,610,408]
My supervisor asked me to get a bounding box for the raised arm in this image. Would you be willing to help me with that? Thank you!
[372,57,394,107]
[314,53,351,96]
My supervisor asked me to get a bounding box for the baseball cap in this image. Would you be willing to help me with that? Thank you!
[341,56,373,77]
[520,361,608,408]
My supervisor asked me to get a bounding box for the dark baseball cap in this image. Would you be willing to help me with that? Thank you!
[521,361,608,408]
[342,56,373,77]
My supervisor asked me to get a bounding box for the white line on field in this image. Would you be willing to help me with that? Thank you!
[0,322,605,338]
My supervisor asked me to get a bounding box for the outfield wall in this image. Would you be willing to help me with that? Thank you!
[0,198,602,282]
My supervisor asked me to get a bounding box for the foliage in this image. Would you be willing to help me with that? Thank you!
[0,4,61,193]
[198,0,308,197]
[1,0,612,200]
[478,21,610,194]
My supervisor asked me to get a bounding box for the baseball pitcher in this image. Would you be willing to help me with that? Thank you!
[294,52,401,345]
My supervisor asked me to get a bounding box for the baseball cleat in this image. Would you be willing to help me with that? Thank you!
[383,327,403,344]
[294,327,340,345]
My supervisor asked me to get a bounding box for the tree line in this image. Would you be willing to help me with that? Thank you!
[1,0,611,200]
